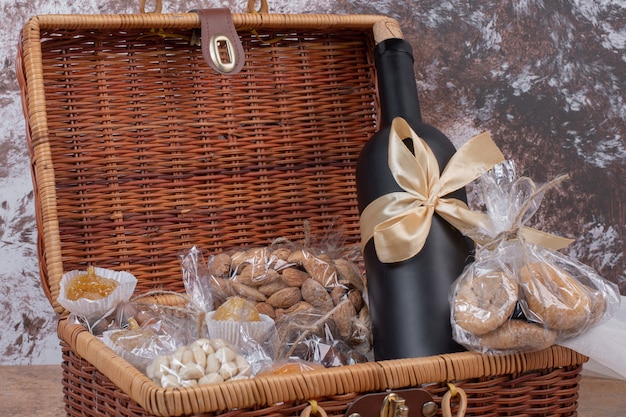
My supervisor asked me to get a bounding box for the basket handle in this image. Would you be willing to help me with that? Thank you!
[247,0,269,13]
[138,0,162,14]
[441,384,467,417]
[301,401,328,417]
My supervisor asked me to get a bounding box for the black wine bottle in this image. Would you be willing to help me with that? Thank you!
[356,38,472,360]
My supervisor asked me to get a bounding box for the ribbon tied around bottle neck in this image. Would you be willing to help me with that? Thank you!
[359,117,572,263]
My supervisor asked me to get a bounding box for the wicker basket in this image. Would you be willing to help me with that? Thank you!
[17,5,587,417]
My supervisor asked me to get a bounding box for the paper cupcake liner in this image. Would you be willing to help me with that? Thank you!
[58,267,137,317]
[206,312,275,347]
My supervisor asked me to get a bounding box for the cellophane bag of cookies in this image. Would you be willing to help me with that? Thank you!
[450,161,620,355]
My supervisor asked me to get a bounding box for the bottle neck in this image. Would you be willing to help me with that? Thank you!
[375,38,423,127]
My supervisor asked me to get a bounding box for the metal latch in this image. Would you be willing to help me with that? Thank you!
[344,388,438,417]
[192,8,246,75]
[380,393,408,417]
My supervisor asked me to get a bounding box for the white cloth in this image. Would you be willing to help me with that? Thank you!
[559,295,626,380]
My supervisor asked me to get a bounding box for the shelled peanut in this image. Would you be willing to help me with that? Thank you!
[208,247,370,347]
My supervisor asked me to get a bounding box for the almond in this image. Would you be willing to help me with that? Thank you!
[258,280,288,296]
[287,249,307,265]
[275,301,317,320]
[271,247,293,261]
[348,289,365,311]
[331,300,357,340]
[231,281,267,302]
[317,253,332,262]
[211,277,236,298]
[210,253,232,278]
[334,258,365,292]
[303,255,337,287]
[330,285,348,306]
[266,287,302,309]
[268,247,292,270]
[281,267,310,287]
[301,278,334,311]
[229,251,248,270]
[255,302,276,319]
[236,263,279,286]
[231,247,268,271]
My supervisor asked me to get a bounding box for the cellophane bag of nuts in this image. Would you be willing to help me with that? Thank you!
[450,161,620,355]
[180,226,373,369]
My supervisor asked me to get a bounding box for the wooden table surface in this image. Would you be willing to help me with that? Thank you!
[1,365,624,416]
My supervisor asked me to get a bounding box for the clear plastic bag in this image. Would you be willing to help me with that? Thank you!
[145,338,253,388]
[277,314,370,366]
[450,161,620,354]
[178,223,372,365]
[101,300,200,372]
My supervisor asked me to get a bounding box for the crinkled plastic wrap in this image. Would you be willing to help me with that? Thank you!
[179,226,372,368]
[145,338,253,388]
[101,300,202,372]
[180,246,214,313]
[450,161,620,355]
[277,314,370,366]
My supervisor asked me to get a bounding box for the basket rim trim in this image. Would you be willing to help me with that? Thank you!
[25,12,401,34]
[58,319,588,416]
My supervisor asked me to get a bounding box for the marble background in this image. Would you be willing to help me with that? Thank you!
[1,0,624,364]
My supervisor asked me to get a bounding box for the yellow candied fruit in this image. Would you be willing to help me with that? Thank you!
[213,296,261,322]
[66,266,118,301]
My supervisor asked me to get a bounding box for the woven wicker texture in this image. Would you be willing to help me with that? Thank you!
[20,13,397,313]
[59,320,585,417]
[19,10,587,417]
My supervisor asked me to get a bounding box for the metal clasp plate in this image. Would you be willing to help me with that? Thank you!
[345,388,437,417]
[209,34,237,73]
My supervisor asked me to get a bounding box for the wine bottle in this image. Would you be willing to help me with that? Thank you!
[356,38,472,360]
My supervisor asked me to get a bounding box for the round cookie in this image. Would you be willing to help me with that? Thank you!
[453,270,519,336]
[518,262,591,331]
[561,283,607,338]
[477,320,557,352]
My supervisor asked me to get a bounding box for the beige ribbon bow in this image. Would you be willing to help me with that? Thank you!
[360,118,573,263]
[360,117,504,263]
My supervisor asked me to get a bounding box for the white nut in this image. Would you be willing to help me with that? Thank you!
[161,374,180,388]
[180,379,199,387]
[181,349,195,365]
[192,338,215,355]
[205,355,220,374]
[198,372,224,385]
[235,355,252,377]
[219,361,238,380]
[146,355,170,380]
[215,346,236,363]
[192,346,207,368]
[168,358,182,375]
[179,363,204,380]
[173,346,188,363]
[146,363,157,380]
